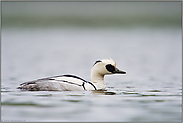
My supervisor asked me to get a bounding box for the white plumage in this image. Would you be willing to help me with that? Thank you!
[17,58,126,91]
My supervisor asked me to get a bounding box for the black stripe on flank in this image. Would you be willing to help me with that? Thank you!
[88,82,97,90]
[62,75,97,90]
[60,80,82,87]
[82,83,86,90]
[62,74,87,82]
[52,74,97,90]
[20,74,86,85]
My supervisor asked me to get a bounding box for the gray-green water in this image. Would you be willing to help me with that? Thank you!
[1,1,182,122]
[1,27,182,122]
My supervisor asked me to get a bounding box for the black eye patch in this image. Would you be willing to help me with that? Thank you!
[106,64,115,73]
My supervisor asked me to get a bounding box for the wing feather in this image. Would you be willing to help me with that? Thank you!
[17,74,89,91]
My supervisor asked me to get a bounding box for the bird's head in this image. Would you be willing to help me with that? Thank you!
[91,58,126,76]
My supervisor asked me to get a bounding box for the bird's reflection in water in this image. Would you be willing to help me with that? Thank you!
[92,90,116,95]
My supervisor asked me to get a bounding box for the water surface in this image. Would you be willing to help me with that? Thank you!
[1,27,182,122]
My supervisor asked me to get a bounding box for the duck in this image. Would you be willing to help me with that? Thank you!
[17,58,126,91]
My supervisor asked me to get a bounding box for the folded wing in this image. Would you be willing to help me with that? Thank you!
[17,74,96,91]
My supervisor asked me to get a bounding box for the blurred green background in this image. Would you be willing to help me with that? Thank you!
[2,2,181,28]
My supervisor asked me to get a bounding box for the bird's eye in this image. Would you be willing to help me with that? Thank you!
[106,64,115,73]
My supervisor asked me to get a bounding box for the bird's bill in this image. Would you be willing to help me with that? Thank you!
[113,68,126,74]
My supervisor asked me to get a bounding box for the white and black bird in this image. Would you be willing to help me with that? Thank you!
[17,58,126,91]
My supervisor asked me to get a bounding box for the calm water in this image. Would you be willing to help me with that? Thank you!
[1,27,182,122]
